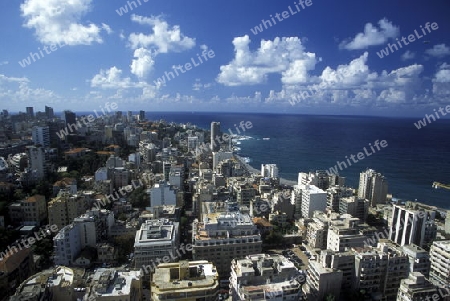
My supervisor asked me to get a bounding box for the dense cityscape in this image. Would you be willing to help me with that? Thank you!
[0,106,447,301]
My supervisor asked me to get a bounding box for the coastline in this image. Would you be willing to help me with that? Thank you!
[233,154,297,186]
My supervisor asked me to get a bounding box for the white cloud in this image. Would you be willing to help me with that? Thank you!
[425,44,450,58]
[91,67,135,89]
[0,74,59,104]
[130,48,155,79]
[0,61,8,66]
[217,35,318,86]
[128,15,195,53]
[432,63,450,95]
[21,0,107,45]
[281,52,424,106]
[340,18,399,50]
[401,50,415,61]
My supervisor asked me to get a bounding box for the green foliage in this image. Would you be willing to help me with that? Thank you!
[114,235,135,264]
[128,186,148,209]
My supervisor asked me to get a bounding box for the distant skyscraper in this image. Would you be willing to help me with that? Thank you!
[211,121,221,152]
[26,107,34,118]
[32,126,50,147]
[358,169,388,206]
[139,110,145,121]
[45,106,54,119]
[63,110,76,127]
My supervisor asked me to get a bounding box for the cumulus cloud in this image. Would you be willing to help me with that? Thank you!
[0,74,59,104]
[21,0,107,45]
[128,14,195,53]
[425,44,450,58]
[340,18,399,50]
[217,35,318,86]
[130,48,156,79]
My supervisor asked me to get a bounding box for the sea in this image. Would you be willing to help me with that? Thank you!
[141,112,450,210]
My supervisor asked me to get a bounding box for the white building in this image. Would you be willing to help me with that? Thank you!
[301,185,327,218]
[32,126,50,147]
[87,269,142,301]
[389,203,437,248]
[429,240,450,289]
[212,151,233,170]
[230,254,303,301]
[187,136,199,152]
[261,164,279,178]
[134,219,180,269]
[192,211,262,277]
[53,223,82,266]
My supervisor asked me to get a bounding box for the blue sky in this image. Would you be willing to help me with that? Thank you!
[0,0,449,116]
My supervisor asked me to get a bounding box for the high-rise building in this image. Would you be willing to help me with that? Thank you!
[32,126,50,147]
[339,196,369,222]
[429,240,450,289]
[151,260,219,301]
[26,145,46,180]
[389,203,437,248]
[26,107,34,118]
[301,184,327,218]
[63,110,76,128]
[47,192,88,229]
[45,106,54,119]
[187,136,199,152]
[261,163,279,178]
[210,121,221,152]
[353,241,410,300]
[139,110,145,121]
[358,169,388,206]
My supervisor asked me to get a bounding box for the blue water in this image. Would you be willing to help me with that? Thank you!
[142,112,450,210]
[74,111,450,209]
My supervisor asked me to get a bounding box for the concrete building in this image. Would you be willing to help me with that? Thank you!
[396,272,438,301]
[339,196,369,222]
[401,244,431,277]
[0,248,34,298]
[306,216,329,250]
[303,258,342,301]
[26,145,46,180]
[151,260,219,301]
[358,169,388,206]
[210,122,221,152]
[301,185,327,218]
[87,269,142,301]
[8,195,47,226]
[389,203,437,248]
[187,136,199,152]
[230,254,303,301]
[327,217,371,252]
[192,211,262,278]
[429,240,450,289]
[53,223,82,266]
[261,164,279,178]
[134,219,180,270]
[327,185,354,213]
[212,151,233,170]
[32,126,50,147]
[48,192,88,229]
[150,181,178,207]
[353,241,410,300]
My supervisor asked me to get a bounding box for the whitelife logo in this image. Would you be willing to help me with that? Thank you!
[376,22,439,58]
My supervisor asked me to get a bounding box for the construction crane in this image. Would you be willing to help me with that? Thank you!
[432,182,450,190]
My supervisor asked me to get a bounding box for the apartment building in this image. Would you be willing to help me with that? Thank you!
[230,254,303,301]
[151,260,219,301]
[358,169,388,206]
[429,240,450,289]
[48,191,88,229]
[301,184,327,218]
